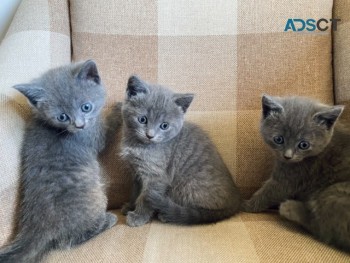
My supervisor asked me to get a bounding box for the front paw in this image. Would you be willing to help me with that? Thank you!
[121,202,134,216]
[126,211,151,227]
[106,212,118,228]
[279,200,303,222]
[157,213,169,223]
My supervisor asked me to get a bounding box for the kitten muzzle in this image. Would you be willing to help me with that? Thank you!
[146,130,155,140]
[74,120,85,129]
[283,149,294,160]
[146,133,154,139]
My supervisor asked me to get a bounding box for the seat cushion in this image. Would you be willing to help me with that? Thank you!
[43,211,349,263]
[69,0,334,207]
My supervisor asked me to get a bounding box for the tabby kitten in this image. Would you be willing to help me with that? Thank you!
[243,95,350,252]
[120,76,240,226]
[0,61,117,263]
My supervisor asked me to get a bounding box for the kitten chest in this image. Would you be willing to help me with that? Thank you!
[121,145,169,178]
[277,159,339,200]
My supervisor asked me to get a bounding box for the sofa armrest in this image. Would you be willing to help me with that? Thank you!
[0,0,71,246]
[333,0,350,118]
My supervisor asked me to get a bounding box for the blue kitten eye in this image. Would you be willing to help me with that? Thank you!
[273,136,284,144]
[298,141,310,150]
[138,116,147,124]
[57,113,69,122]
[160,122,169,130]
[81,103,92,113]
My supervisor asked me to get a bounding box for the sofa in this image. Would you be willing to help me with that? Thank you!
[0,0,349,262]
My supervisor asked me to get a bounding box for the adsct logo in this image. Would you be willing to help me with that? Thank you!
[284,18,341,32]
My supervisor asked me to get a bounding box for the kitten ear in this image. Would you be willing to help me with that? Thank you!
[77,60,100,84]
[174,93,194,113]
[313,105,344,129]
[262,95,284,119]
[126,75,149,99]
[13,84,45,107]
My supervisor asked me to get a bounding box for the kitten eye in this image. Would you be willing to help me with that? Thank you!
[81,103,92,113]
[57,113,69,122]
[298,141,310,150]
[273,136,284,144]
[160,122,169,130]
[138,116,147,124]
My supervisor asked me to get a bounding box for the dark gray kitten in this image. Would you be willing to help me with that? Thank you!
[120,76,240,226]
[243,95,350,252]
[0,61,117,263]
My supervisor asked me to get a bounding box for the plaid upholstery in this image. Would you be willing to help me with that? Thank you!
[70,0,334,204]
[43,211,349,263]
[1,0,349,262]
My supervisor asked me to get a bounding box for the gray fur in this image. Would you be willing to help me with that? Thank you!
[120,76,240,226]
[242,95,350,252]
[0,61,117,263]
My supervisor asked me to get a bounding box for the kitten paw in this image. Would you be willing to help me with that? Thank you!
[121,202,134,216]
[157,213,169,223]
[279,200,303,222]
[126,211,151,227]
[106,212,118,228]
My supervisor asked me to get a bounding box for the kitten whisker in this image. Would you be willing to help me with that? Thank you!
[56,129,68,136]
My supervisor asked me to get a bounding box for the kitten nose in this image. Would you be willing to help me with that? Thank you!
[146,133,154,139]
[284,149,293,160]
[75,120,85,129]
[146,129,155,139]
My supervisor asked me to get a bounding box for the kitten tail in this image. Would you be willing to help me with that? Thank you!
[0,235,48,263]
[147,192,240,225]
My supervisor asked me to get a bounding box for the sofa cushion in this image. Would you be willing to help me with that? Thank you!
[1,0,347,262]
[70,0,334,207]
[42,211,349,262]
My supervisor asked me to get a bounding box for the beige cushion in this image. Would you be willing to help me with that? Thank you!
[1,1,348,262]
[70,0,334,206]
[42,211,349,263]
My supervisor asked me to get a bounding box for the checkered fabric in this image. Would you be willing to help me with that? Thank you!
[70,0,334,206]
[1,0,349,262]
[44,211,349,263]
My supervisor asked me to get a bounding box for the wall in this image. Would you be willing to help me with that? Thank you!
[0,0,23,42]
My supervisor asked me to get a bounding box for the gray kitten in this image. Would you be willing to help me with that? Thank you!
[0,61,117,263]
[243,95,350,252]
[119,76,240,226]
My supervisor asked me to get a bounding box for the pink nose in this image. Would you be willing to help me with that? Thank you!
[146,133,154,139]
[283,149,293,160]
[75,122,85,129]
[74,118,85,129]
